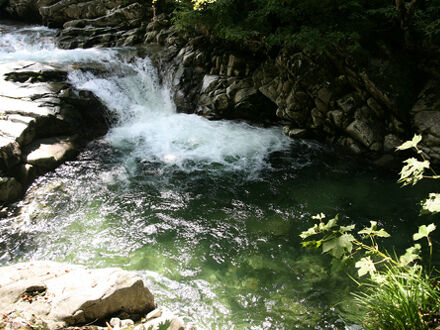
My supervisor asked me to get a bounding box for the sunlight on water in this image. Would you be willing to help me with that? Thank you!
[1,22,437,329]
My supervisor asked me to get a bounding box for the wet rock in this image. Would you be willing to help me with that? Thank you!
[345,120,377,149]
[233,87,258,104]
[0,261,155,329]
[384,134,402,152]
[283,127,309,139]
[3,0,41,22]
[0,176,23,202]
[0,60,108,201]
[213,93,229,111]
[13,163,38,186]
[0,140,21,171]
[200,75,221,94]
[25,136,77,171]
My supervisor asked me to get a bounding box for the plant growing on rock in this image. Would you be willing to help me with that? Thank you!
[300,135,440,329]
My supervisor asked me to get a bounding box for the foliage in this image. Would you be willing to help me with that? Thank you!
[166,0,440,54]
[300,135,440,329]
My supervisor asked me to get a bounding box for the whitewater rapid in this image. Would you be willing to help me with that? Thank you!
[1,22,291,177]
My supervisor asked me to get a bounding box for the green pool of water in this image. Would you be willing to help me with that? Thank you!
[1,139,436,329]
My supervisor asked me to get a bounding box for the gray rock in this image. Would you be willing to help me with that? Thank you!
[336,94,359,113]
[25,137,77,170]
[146,308,163,320]
[213,93,229,111]
[120,319,135,328]
[0,261,155,329]
[0,177,23,202]
[317,87,332,104]
[110,317,122,327]
[414,111,440,137]
[384,134,403,152]
[200,75,221,94]
[329,110,344,128]
[233,87,258,105]
[283,127,309,139]
[143,309,185,330]
[345,120,376,148]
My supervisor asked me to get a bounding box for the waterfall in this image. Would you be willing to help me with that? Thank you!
[68,57,291,177]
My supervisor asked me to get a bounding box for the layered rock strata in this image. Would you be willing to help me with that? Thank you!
[146,17,440,165]
[0,61,107,202]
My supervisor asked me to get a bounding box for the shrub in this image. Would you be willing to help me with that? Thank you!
[167,0,440,54]
[300,135,440,329]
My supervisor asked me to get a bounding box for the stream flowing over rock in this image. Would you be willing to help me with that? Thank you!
[1,0,440,165]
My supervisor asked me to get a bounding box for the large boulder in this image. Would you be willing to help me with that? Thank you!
[0,261,156,329]
[25,136,77,171]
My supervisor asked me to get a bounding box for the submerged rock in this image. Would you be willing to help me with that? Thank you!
[0,261,156,329]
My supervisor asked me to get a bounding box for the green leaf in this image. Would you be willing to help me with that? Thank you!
[398,158,430,186]
[355,256,376,277]
[340,224,355,233]
[301,240,322,248]
[396,134,422,151]
[399,244,421,266]
[413,224,436,241]
[358,221,390,238]
[299,224,319,239]
[322,233,355,258]
[421,193,440,214]
[312,213,326,220]
[319,216,338,231]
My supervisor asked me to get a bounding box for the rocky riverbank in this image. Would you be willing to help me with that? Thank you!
[1,0,440,168]
[0,261,191,330]
[0,58,108,204]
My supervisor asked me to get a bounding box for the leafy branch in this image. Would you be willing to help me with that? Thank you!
[300,134,440,328]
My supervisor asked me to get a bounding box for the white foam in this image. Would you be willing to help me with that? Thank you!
[0,24,116,65]
[0,23,292,175]
[69,57,291,175]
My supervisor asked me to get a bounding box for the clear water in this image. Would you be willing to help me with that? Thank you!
[0,22,437,329]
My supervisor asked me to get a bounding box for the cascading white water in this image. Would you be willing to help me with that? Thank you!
[1,22,291,177]
[68,58,291,176]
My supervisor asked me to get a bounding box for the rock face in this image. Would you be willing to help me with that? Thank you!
[2,0,151,48]
[0,61,108,202]
[0,261,156,329]
[2,0,440,164]
[145,15,440,164]
[411,80,440,160]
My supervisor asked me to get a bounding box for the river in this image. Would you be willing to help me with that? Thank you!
[0,22,436,329]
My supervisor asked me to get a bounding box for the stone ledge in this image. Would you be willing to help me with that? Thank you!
[0,261,193,330]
